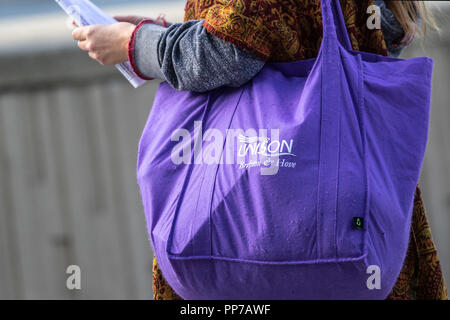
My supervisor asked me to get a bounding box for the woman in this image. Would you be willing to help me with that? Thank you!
[72,0,447,299]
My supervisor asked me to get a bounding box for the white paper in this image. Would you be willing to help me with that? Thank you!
[55,0,146,88]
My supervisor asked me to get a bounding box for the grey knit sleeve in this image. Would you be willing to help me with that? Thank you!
[130,19,266,92]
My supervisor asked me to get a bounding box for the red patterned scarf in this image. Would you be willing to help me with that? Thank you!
[184,0,388,61]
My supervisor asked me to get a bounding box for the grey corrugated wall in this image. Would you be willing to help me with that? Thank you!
[0,48,160,299]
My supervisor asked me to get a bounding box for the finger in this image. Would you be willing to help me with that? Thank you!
[88,51,104,65]
[77,40,89,51]
[113,15,130,22]
[113,15,138,24]
[113,15,145,25]
[72,26,90,41]
[88,51,98,61]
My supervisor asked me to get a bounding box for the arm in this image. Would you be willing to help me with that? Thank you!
[128,19,266,92]
[74,2,405,92]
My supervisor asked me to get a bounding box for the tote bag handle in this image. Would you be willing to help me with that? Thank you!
[316,0,355,259]
[321,0,353,51]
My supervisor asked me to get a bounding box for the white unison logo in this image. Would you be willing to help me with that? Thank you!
[170,122,297,175]
[237,134,295,157]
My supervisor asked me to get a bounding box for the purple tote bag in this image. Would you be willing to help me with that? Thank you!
[137,0,433,299]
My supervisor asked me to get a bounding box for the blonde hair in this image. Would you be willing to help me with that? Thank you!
[386,1,439,39]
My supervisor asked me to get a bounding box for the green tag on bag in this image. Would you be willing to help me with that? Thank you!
[352,217,364,230]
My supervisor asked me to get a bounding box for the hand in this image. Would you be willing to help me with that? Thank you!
[114,15,149,25]
[72,22,136,65]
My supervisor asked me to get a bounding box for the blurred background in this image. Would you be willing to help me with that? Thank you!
[0,0,448,299]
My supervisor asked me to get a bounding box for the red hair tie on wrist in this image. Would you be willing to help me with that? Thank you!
[127,14,169,81]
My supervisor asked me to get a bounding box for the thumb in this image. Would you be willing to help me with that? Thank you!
[113,15,147,25]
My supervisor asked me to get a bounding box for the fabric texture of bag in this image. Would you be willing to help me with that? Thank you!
[137,0,433,299]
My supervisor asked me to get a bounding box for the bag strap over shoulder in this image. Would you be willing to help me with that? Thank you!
[316,0,354,259]
[321,0,353,51]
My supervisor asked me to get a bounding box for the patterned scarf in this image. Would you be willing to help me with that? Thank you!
[184,0,388,61]
[152,0,448,300]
